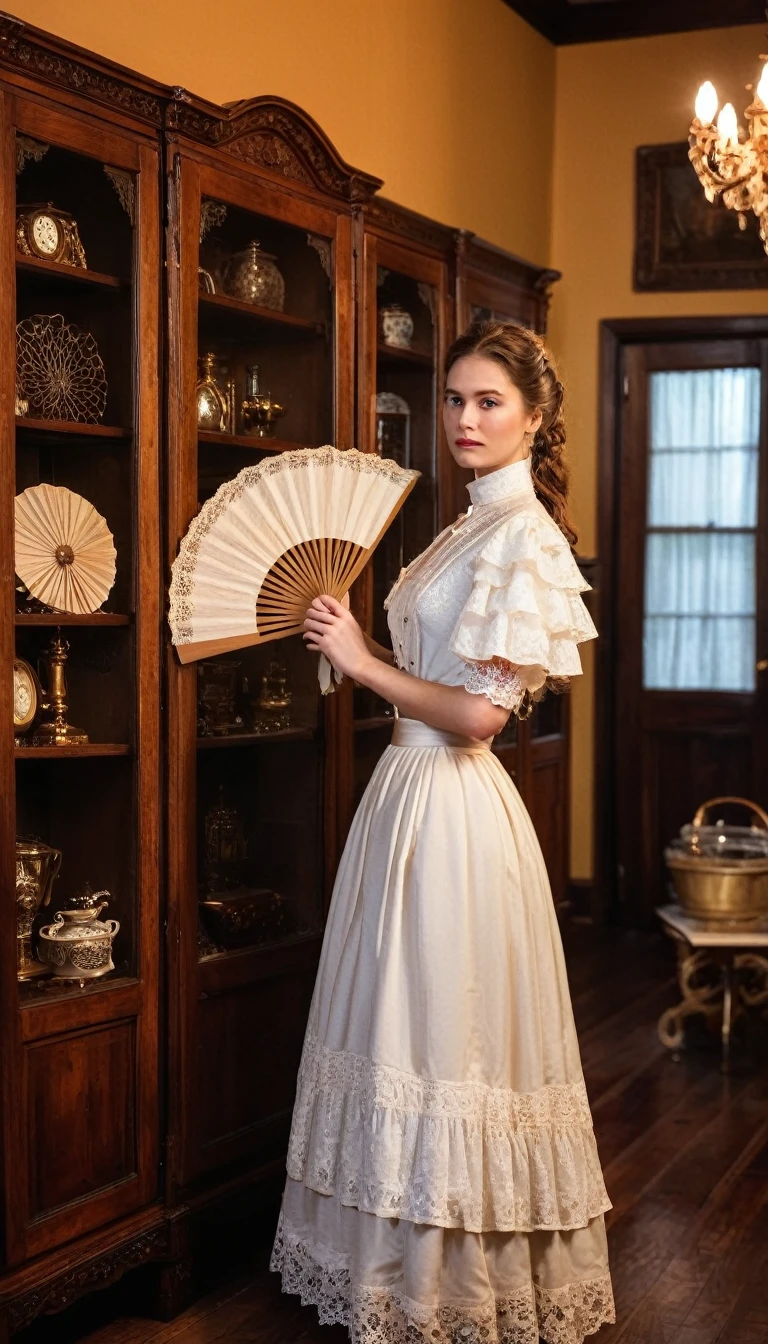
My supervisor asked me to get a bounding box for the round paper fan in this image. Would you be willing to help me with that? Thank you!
[14,484,117,614]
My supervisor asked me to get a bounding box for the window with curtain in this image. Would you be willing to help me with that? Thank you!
[643,367,760,692]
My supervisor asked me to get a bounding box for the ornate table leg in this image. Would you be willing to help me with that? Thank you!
[657,937,724,1052]
[721,956,734,1073]
[734,952,768,1009]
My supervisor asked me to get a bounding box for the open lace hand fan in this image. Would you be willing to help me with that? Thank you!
[169,446,420,692]
[15,484,117,614]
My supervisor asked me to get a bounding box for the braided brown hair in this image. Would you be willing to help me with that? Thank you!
[445,319,577,715]
[444,319,577,547]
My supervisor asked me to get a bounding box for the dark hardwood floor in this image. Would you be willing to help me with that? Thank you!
[16,923,768,1344]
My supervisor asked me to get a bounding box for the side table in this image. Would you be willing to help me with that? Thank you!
[656,903,768,1072]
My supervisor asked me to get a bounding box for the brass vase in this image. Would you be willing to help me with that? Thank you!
[15,836,62,980]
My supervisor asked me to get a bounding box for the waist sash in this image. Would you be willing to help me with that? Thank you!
[391,716,492,752]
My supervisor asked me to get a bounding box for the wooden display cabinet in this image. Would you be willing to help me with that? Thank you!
[163,96,378,1239]
[0,13,573,1332]
[0,31,162,1333]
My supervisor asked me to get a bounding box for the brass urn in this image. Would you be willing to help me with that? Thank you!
[15,836,62,980]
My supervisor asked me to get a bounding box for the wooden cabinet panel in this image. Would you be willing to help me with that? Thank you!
[26,1022,136,1218]
[198,966,315,1159]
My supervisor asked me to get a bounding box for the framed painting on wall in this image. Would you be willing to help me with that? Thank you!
[634,142,768,291]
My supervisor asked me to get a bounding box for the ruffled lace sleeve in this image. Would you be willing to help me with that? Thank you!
[448,510,598,712]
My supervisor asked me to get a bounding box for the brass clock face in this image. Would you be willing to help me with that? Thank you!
[31,212,61,258]
[13,658,38,733]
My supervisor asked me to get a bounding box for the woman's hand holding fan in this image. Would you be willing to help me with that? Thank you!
[302,593,370,685]
[169,447,419,693]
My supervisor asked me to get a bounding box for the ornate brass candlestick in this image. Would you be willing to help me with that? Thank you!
[32,630,88,746]
[241,364,285,438]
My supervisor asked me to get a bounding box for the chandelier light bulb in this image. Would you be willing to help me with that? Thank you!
[756,63,768,105]
[695,80,718,124]
[716,102,739,144]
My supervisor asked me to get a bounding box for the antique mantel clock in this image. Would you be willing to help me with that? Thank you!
[15,202,87,268]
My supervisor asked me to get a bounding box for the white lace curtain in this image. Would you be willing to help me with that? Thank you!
[644,367,760,691]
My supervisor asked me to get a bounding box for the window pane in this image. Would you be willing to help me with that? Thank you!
[648,368,759,527]
[644,616,755,691]
[650,368,760,449]
[643,367,760,692]
[645,533,755,617]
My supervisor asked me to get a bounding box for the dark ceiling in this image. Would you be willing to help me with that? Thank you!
[501,0,767,45]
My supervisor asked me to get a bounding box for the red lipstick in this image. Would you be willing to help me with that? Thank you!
[456,438,482,447]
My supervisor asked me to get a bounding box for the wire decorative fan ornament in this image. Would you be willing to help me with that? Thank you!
[169,445,420,692]
[15,484,117,614]
[16,313,107,423]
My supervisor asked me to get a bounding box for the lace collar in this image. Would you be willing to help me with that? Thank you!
[466,454,535,507]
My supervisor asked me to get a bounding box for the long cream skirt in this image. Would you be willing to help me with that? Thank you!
[270,717,615,1344]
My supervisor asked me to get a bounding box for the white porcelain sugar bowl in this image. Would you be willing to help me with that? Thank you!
[39,884,119,981]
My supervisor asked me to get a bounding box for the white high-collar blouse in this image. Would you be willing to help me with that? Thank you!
[384,455,597,714]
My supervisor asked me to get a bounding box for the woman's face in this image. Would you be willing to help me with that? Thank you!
[443,354,542,478]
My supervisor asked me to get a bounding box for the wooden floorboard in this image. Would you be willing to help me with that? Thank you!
[14,922,768,1344]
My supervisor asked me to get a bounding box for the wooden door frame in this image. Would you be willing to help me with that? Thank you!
[595,315,768,926]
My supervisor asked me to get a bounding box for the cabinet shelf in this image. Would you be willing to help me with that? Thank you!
[197,727,315,749]
[15,612,131,626]
[198,430,309,454]
[377,343,434,371]
[16,255,126,290]
[354,714,396,732]
[198,291,326,341]
[15,743,131,759]
[19,975,138,1028]
[16,417,131,441]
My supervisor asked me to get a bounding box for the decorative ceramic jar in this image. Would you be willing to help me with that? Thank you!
[224,241,285,311]
[379,303,414,349]
[38,884,119,980]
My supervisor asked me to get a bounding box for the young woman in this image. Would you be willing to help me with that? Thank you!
[270,320,615,1344]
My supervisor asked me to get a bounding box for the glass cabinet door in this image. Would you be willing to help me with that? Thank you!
[184,173,345,958]
[3,89,161,1259]
[166,142,355,1187]
[352,231,447,805]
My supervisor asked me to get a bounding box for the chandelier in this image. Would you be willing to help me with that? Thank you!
[689,37,768,255]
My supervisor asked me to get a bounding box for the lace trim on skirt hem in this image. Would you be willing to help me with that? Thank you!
[270,1210,616,1344]
[287,1034,612,1232]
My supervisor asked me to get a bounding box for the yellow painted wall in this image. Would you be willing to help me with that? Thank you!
[548,24,768,878]
[4,0,555,264]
